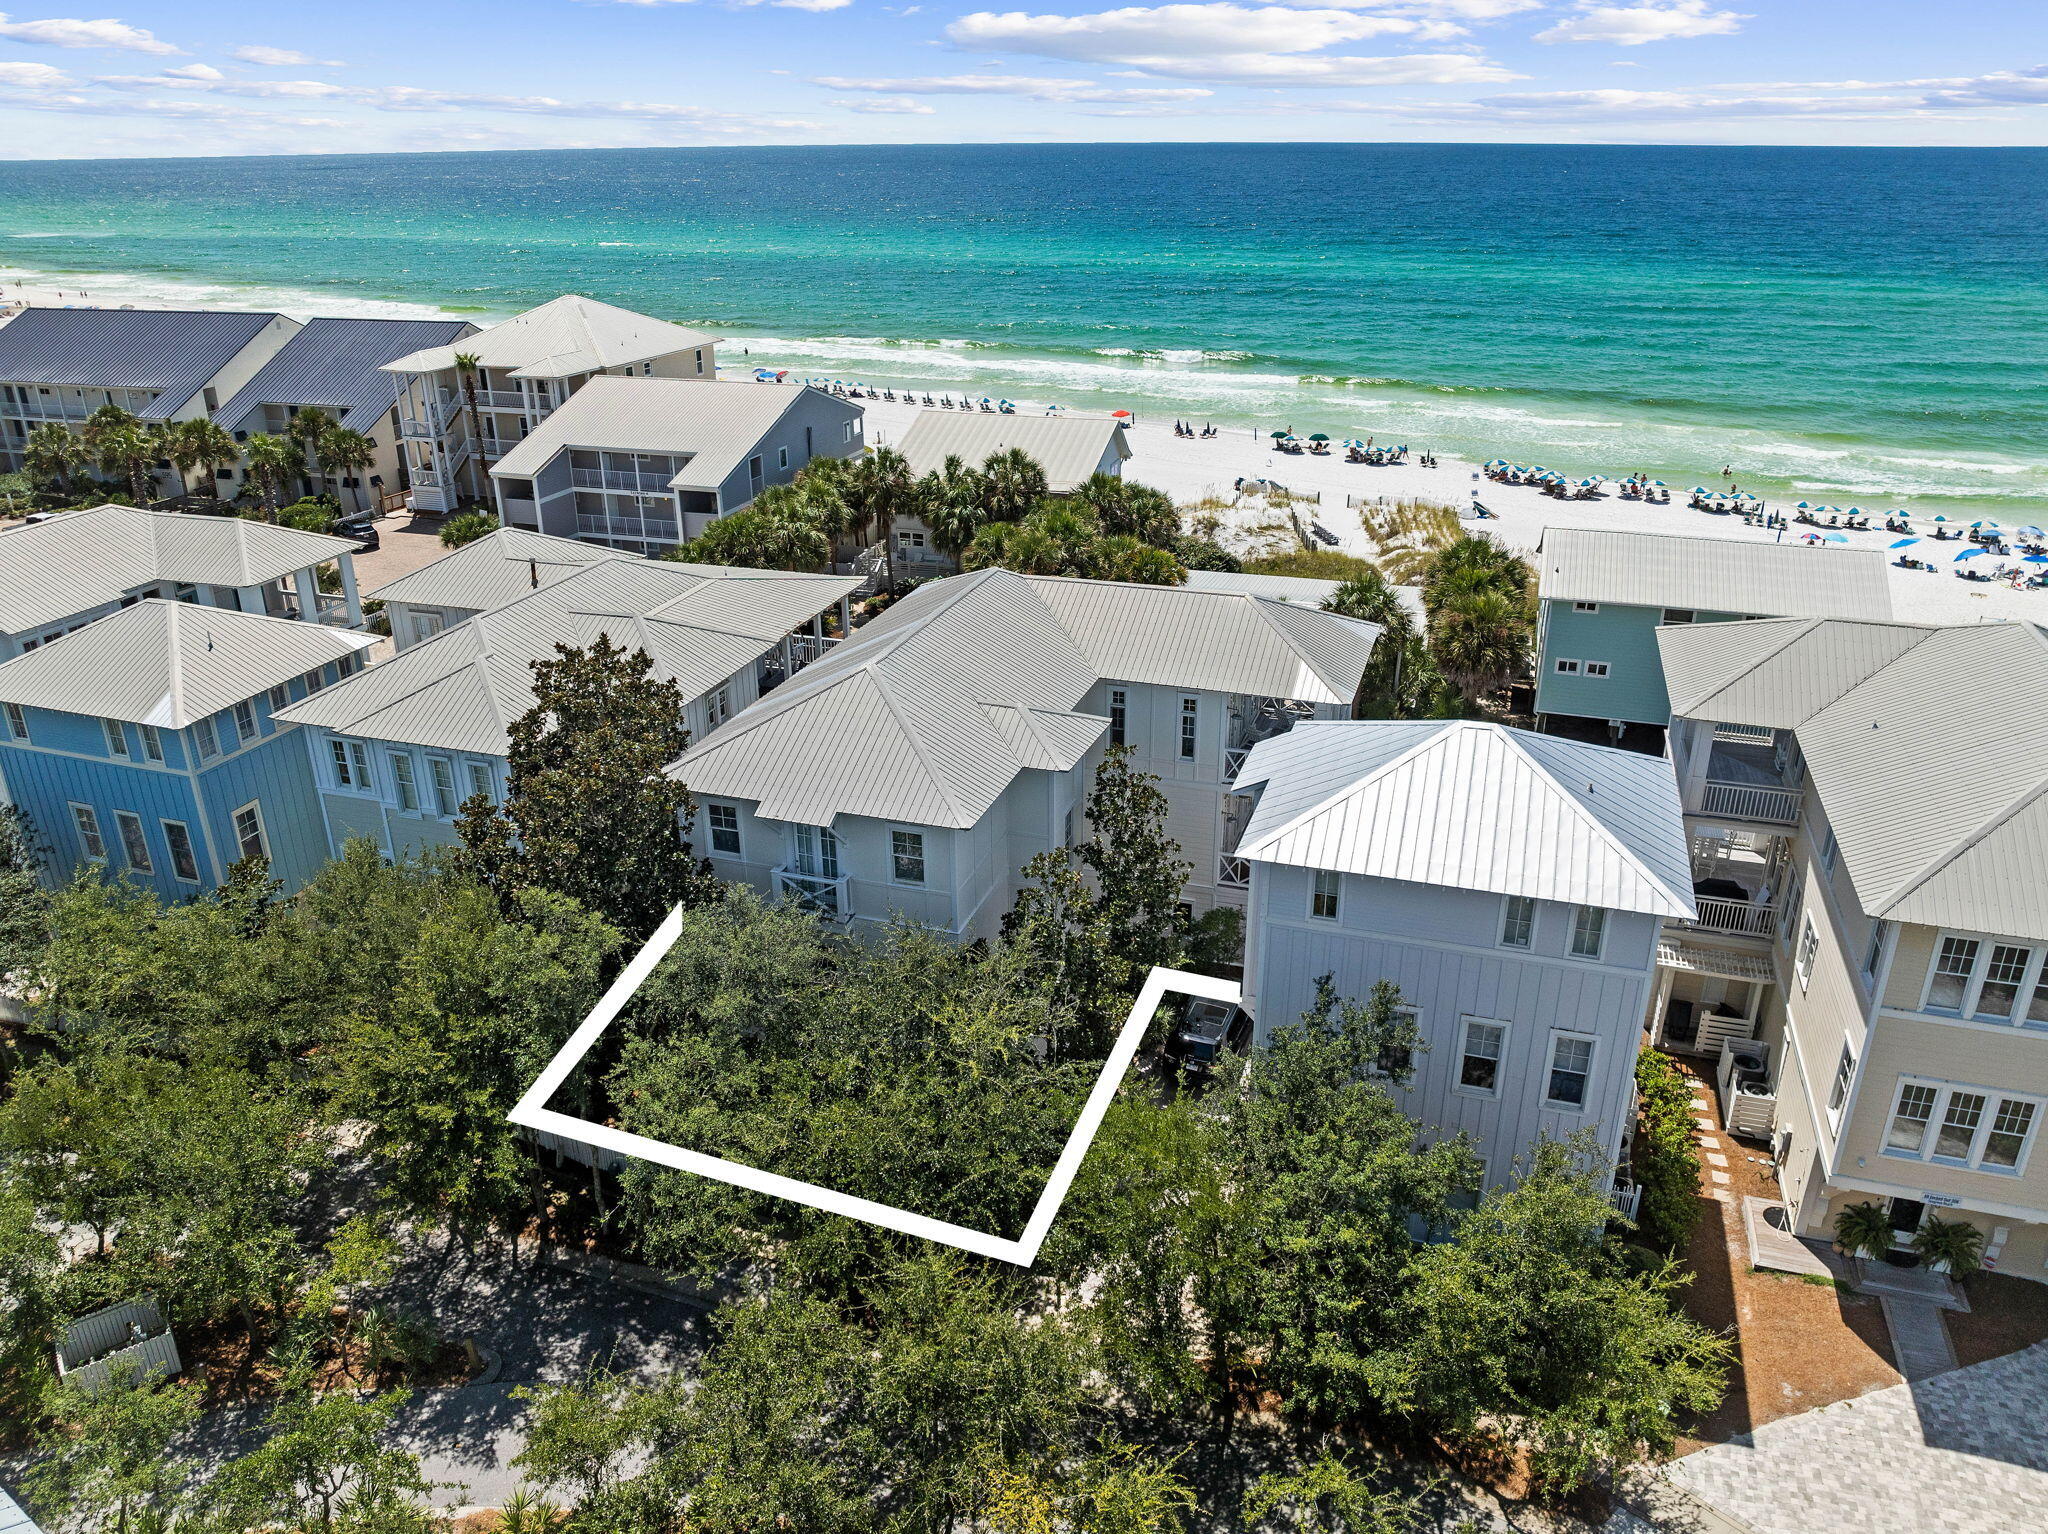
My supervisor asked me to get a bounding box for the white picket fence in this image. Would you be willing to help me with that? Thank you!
[54,1297,181,1395]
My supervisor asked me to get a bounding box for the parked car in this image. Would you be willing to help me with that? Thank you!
[1168,996,1251,1077]
[334,512,381,551]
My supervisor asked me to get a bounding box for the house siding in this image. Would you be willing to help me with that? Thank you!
[1536,603,1752,726]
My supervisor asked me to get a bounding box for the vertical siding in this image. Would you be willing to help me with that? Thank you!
[0,728,209,899]
[194,726,332,892]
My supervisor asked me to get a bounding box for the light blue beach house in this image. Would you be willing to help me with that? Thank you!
[0,599,375,897]
[1533,528,1892,739]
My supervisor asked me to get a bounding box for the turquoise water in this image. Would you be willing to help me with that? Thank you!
[3,143,2046,511]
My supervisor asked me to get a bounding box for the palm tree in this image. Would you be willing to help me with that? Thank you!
[91,418,167,504]
[1325,567,1427,718]
[453,352,488,502]
[22,423,80,494]
[845,446,916,593]
[1428,589,1530,711]
[287,406,331,500]
[978,447,1048,523]
[1420,533,1531,619]
[167,418,239,501]
[79,402,140,462]
[1071,472,1177,544]
[317,425,377,514]
[241,433,304,517]
[916,471,984,564]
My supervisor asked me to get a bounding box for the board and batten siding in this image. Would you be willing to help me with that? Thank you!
[193,726,335,891]
[0,730,211,899]
[1536,602,1753,727]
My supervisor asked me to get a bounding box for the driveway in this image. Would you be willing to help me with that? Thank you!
[349,511,458,594]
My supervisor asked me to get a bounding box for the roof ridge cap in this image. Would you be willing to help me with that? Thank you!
[872,672,968,826]
[1499,727,1687,912]
[1874,772,2048,918]
[1238,722,1449,859]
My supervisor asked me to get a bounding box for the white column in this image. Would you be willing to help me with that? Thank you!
[235,584,266,615]
[837,596,851,636]
[293,567,320,622]
[336,555,362,628]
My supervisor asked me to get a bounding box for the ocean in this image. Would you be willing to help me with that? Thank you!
[4,143,2046,514]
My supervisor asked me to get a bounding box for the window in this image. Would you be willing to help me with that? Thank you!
[777,446,789,470]
[1569,905,1606,959]
[232,700,257,744]
[1796,913,1821,988]
[707,803,741,856]
[793,823,840,879]
[1926,936,1982,1012]
[1976,945,2032,1021]
[1499,894,1534,949]
[1108,689,1127,748]
[389,752,419,812]
[2,702,25,741]
[1572,600,1598,613]
[330,738,372,791]
[707,683,734,730]
[1883,1078,2040,1174]
[1828,1043,1855,1119]
[1584,661,1611,678]
[1779,865,1805,941]
[891,829,927,885]
[1458,1019,1506,1096]
[1862,919,1889,982]
[101,718,130,757]
[422,758,457,817]
[69,803,106,862]
[1546,1033,1595,1109]
[466,762,494,803]
[231,802,267,863]
[114,811,151,873]
[1310,868,1341,921]
[1374,1005,1419,1080]
[1553,658,1581,675]
[139,724,164,763]
[1662,608,1696,625]
[161,820,199,882]
[1179,696,1198,761]
[1818,823,1839,874]
[748,454,763,486]
[269,684,289,710]
[194,717,219,761]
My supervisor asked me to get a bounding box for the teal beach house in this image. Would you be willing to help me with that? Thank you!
[1533,529,1893,737]
[0,600,374,897]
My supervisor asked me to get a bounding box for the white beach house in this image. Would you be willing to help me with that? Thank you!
[1232,719,1695,1187]
[381,295,723,514]
[368,526,637,650]
[667,566,1380,937]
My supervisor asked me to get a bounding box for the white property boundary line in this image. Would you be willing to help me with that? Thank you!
[508,913,1240,1267]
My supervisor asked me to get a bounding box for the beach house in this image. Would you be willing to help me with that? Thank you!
[210,316,477,510]
[668,566,1379,938]
[1654,615,2048,1285]
[274,558,858,862]
[887,410,1131,573]
[1533,528,1892,740]
[0,307,300,488]
[1231,720,1694,1188]
[486,376,866,556]
[0,504,366,659]
[380,295,723,514]
[0,599,375,897]
[369,526,634,649]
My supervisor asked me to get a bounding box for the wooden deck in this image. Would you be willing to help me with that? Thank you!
[1743,1194,1834,1278]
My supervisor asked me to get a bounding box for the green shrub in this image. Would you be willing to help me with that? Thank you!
[440,511,498,548]
[1243,548,1380,582]
[276,502,338,534]
[1834,1200,1893,1260]
[1632,1049,1700,1250]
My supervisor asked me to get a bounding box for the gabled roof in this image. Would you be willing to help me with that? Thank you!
[213,316,477,435]
[1658,617,1938,730]
[380,294,718,380]
[0,506,360,636]
[367,526,635,611]
[1232,719,1695,919]
[276,560,857,758]
[486,376,853,492]
[1182,569,1341,607]
[1538,527,1893,620]
[894,410,1130,493]
[0,307,288,419]
[669,566,1383,830]
[0,599,373,728]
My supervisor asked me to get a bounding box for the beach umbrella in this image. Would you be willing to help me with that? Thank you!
[2020,526,2045,539]
[1956,548,1988,561]
[1111,409,1132,419]
[1270,429,1290,439]
[1846,506,1863,515]
[2025,555,2048,565]
[1891,538,1920,548]
[1650,480,1667,488]
[1932,515,1950,523]
[1694,487,1711,495]
[1308,433,1330,442]
[1344,439,1366,448]
[1824,533,1850,544]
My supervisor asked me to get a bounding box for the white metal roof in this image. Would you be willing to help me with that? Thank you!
[1538,527,1893,620]
[276,560,856,757]
[893,410,1130,492]
[1182,569,1342,607]
[1658,617,1938,730]
[367,526,635,611]
[380,294,719,380]
[1232,719,1695,919]
[0,505,360,636]
[487,376,854,491]
[0,599,374,728]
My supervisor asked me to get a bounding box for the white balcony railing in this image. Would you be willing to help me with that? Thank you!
[1675,896,1778,939]
[1224,746,1251,782]
[774,867,849,919]
[1713,721,1778,746]
[1699,781,1803,825]
[1218,855,1251,889]
[573,468,675,494]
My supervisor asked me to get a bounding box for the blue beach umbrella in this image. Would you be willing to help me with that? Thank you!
[1846,506,1864,516]
[2026,555,2048,565]
[1973,520,1999,529]
[1650,480,1667,488]
[1344,439,1366,448]
[1795,501,1811,510]
[1891,538,1920,548]
[1956,548,1988,561]
[1824,533,1850,544]
[1932,515,1950,523]
[1693,486,1710,495]
[2020,525,2046,539]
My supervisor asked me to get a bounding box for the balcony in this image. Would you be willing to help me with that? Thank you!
[1218,855,1250,889]
[1691,729,1804,826]
[1677,895,1778,939]
[1676,825,1785,941]
[576,514,680,545]
[1699,781,1803,826]
[774,867,849,919]
[573,468,676,494]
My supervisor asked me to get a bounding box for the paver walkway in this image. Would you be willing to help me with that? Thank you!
[1662,1341,2048,1534]
[1880,1295,1960,1382]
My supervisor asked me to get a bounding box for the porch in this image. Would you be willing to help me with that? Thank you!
[1670,824,1787,940]
[1675,719,1807,826]
[1649,935,1777,1058]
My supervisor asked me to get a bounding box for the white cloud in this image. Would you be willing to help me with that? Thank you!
[948,5,1420,61]
[0,59,67,86]
[160,62,222,81]
[97,72,349,98]
[0,11,179,53]
[1536,1,1746,47]
[365,86,822,131]
[812,71,1211,101]
[231,45,344,68]
[835,95,936,113]
[1107,51,1515,84]
[1346,85,1973,125]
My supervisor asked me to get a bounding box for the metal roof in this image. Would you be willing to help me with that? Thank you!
[213,316,476,435]
[0,598,374,727]
[380,294,719,380]
[893,410,1131,493]
[277,560,857,757]
[1232,719,1695,919]
[0,307,288,419]
[669,566,1381,830]
[1182,569,1342,607]
[0,505,360,636]
[1658,617,1938,729]
[487,376,855,491]
[1538,527,1894,620]
[367,526,634,610]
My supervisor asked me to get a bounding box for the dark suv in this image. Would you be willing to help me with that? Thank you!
[1169,997,1251,1077]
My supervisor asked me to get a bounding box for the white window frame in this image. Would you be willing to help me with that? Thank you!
[1583,661,1611,678]
[707,802,742,857]
[428,757,460,817]
[1371,1003,1420,1081]
[1309,868,1341,922]
[1796,913,1820,989]
[1919,930,2048,1029]
[1499,893,1535,950]
[1456,1017,1509,1099]
[1568,904,1607,960]
[139,724,165,764]
[890,828,927,887]
[1881,1075,2041,1177]
[1179,695,1198,761]
[2,702,27,741]
[707,682,735,730]
[68,802,106,862]
[193,716,219,761]
[793,823,840,880]
[113,810,151,874]
[330,737,373,792]
[233,700,258,744]
[1544,1031,1597,1111]
[1553,657,1581,675]
[777,446,789,470]
[1108,688,1127,748]
[1827,1042,1856,1124]
[231,800,268,864]
[101,718,130,758]
[1818,822,1839,875]
[465,761,495,803]
[161,819,200,883]
[1663,608,1696,625]
[389,751,419,812]
[1572,600,1598,613]
[1862,918,1890,983]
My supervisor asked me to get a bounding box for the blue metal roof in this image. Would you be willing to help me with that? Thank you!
[213,316,477,435]
[0,307,284,419]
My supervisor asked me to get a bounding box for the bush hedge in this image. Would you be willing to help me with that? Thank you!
[1633,1048,1701,1250]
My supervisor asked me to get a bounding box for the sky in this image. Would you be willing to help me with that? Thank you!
[0,1,2044,158]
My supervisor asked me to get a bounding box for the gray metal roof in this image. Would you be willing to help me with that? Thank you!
[670,566,1381,830]
[1538,527,1894,620]
[0,307,287,418]
[1182,569,1341,607]
[367,526,635,611]
[1659,617,1938,730]
[488,376,855,491]
[213,316,476,436]
[1233,719,1694,919]
[0,505,361,636]
[381,294,719,380]
[277,560,857,757]
[0,598,373,727]
[893,410,1131,493]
